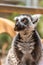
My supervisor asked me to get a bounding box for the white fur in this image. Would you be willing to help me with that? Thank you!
[14,15,31,22]
[14,15,35,29]
[32,14,41,19]
[14,14,41,29]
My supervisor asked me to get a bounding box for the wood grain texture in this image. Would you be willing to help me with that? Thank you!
[0,4,43,14]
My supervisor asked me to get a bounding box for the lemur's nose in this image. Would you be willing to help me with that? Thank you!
[15,22,21,27]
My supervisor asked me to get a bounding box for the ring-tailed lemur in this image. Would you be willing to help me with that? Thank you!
[5,14,42,65]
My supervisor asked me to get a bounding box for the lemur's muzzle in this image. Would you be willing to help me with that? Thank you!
[14,22,26,31]
[15,22,21,28]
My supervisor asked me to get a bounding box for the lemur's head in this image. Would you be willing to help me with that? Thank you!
[14,14,41,31]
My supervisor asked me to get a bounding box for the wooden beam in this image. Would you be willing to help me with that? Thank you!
[0,4,43,14]
[0,17,16,38]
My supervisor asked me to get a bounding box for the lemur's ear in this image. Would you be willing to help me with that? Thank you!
[32,14,41,24]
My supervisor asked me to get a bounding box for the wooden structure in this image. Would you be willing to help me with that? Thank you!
[0,1,19,4]
[0,4,43,14]
[0,17,16,38]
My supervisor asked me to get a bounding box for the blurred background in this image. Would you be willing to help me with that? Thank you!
[0,0,43,65]
[0,0,43,7]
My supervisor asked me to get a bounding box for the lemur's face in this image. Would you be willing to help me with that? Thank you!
[14,14,41,31]
[14,15,33,31]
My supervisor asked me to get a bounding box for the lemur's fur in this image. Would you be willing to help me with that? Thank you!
[5,14,42,65]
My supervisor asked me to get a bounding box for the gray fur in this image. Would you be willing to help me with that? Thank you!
[5,14,42,65]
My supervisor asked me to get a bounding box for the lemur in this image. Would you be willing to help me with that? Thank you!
[5,14,42,65]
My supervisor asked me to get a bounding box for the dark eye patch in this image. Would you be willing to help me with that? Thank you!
[16,19,18,22]
[21,18,29,24]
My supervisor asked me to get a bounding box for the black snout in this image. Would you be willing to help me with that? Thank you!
[15,22,21,28]
[14,22,26,31]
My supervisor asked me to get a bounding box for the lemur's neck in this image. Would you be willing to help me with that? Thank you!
[19,28,35,43]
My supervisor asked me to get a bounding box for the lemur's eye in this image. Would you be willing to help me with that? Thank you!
[21,18,28,24]
[16,19,18,22]
[22,19,25,22]
[21,18,27,22]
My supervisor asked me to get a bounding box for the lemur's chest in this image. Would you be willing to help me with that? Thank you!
[16,31,36,54]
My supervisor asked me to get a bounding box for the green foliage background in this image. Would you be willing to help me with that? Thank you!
[37,15,43,38]
[0,33,12,50]
[39,0,43,7]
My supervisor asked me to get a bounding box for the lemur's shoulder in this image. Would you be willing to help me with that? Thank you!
[33,30,41,48]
